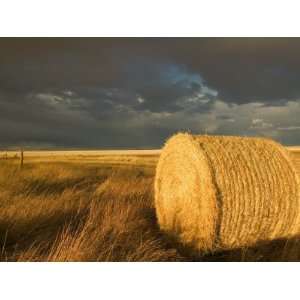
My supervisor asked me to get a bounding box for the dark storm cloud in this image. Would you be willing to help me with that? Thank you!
[2,38,300,103]
[1,38,300,148]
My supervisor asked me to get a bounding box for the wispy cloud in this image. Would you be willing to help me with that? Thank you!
[278,126,300,131]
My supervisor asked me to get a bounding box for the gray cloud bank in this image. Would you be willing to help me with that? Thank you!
[1,38,300,148]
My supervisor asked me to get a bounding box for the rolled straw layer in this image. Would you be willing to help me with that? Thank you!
[155,133,300,252]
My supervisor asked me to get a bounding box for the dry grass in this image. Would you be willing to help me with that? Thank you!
[0,148,299,262]
[155,133,300,253]
[0,150,160,166]
[0,161,181,261]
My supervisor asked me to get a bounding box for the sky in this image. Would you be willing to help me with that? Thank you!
[1,38,300,149]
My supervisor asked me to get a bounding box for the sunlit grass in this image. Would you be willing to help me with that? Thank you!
[0,150,299,261]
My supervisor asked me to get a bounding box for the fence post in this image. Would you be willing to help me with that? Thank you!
[20,148,24,169]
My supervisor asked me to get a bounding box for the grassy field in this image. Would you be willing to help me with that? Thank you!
[0,148,299,261]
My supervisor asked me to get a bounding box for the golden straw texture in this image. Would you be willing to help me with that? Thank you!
[155,133,300,252]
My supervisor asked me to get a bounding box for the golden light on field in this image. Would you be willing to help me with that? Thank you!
[0,142,299,261]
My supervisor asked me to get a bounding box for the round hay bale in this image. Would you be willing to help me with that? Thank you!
[155,133,300,253]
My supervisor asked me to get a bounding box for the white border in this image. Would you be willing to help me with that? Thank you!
[0,0,300,36]
[0,263,299,300]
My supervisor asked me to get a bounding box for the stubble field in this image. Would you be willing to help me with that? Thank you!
[0,148,299,261]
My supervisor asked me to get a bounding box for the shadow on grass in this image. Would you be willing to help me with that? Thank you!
[158,231,300,262]
[0,208,88,260]
[201,236,300,262]
[14,175,109,198]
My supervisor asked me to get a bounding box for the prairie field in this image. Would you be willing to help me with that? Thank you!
[0,148,299,262]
